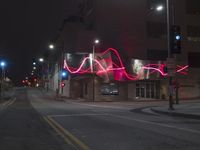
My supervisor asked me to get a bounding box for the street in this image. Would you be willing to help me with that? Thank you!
[0,88,200,150]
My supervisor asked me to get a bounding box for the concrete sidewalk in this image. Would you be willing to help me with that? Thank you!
[151,101,200,120]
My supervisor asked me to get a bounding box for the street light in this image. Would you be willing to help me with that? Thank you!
[156,5,164,11]
[49,44,54,50]
[0,62,5,67]
[156,1,174,110]
[39,58,44,62]
[0,61,6,100]
[33,62,36,65]
[92,39,100,102]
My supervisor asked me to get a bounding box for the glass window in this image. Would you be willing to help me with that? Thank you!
[136,88,140,97]
[101,83,119,95]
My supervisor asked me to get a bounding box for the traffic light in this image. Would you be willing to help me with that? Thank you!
[61,82,65,87]
[171,25,181,54]
[61,69,68,80]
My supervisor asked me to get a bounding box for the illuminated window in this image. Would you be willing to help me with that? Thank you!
[135,81,160,99]
[101,83,119,95]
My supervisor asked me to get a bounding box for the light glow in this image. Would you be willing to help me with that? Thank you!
[156,5,164,11]
[63,48,189,81]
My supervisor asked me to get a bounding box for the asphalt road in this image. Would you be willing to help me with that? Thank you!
[29,88,200,150]
[0,88,75,150]
[1,87,200,150]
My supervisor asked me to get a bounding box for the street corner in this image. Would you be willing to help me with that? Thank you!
[151,104,200,120]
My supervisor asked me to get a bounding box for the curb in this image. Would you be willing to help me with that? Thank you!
[151,107,200,120]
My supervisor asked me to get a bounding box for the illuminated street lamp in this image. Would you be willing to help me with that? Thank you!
[39,58,44,62]
[155,1,174,109]
[33,62,36,65]
[0,61,5,67]
[49,44,54,50]
[0,61,6,100]
[156,5,164,11]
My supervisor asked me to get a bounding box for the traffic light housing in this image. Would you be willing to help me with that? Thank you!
[171,25,181,54]
[61,69,68,80]
[163,66,168,73]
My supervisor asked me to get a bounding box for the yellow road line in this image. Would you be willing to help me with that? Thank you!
[43,116,74,146]
[2,100,10,106]
[2,98,16,107]
[43,116,91,150]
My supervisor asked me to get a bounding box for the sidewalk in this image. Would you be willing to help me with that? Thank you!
[0,88,15,103]
[40,89,200,119]
[151,100,200,120]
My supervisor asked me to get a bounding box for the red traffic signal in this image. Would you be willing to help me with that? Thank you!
[61,82,65,87]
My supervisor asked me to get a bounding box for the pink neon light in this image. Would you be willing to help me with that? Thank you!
[63,48,189,81]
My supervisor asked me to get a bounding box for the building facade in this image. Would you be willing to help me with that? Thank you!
[50,0,200,101]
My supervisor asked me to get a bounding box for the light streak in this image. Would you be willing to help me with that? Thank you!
[63,48,188,81]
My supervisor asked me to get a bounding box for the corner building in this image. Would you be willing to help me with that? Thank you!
[51,0,200,101]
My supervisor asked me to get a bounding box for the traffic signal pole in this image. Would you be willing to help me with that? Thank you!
[167,0,174,110]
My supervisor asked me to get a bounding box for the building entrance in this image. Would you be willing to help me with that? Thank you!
[136,81,160,99]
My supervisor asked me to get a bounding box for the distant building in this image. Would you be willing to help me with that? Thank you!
[49,0,200,101]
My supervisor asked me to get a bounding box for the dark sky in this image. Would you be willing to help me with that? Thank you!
[0,0,80,84]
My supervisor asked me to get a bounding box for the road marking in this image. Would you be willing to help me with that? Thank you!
[108,114,200,134]
[49,113,107,118]
[2,98,16,107]
[43,116,91,150]
[43,116,73,146]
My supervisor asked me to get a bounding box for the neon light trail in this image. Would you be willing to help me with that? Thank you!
[63,48,189,81]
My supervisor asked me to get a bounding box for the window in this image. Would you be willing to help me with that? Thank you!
[187,25,200,42]
[135,81,160,99]
[146,22,167,38]
[186,0,200,15]
[188,52,200,68]
[101,83,119,95]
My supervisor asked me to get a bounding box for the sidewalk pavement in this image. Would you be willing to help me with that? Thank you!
[151,101,200,120]
[40,89,200,119]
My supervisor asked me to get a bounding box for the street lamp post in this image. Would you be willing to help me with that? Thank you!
[0,61,6,100]
[92,39,99,102]
[156,1,174,110]
[39,57,50,92]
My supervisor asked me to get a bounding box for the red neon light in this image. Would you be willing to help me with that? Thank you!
[63,48,188,81]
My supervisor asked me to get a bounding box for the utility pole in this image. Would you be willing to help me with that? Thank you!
[166,0,174,110]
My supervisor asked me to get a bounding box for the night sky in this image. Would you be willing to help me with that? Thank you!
[0,0,81,84]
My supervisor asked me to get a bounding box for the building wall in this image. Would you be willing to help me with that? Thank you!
[70,80,84,99]
[52,0,200,101]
